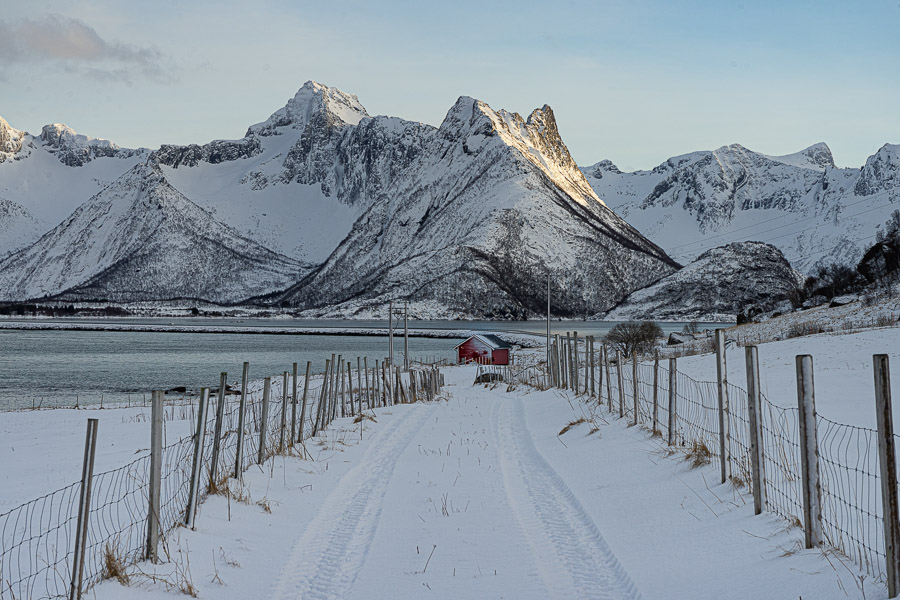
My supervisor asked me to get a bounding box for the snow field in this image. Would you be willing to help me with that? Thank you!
[73,361,882,599]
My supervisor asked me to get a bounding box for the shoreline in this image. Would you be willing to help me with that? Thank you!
[0,320,546,345]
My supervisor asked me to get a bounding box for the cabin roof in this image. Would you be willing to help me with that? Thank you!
[454,334,512,351]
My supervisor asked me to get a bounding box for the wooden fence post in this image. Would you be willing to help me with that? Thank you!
[185,388,209,528]
[280,371,289,452]
[299,361,311,449]
[745,346,767,515]
[147,391,163,563]
[364,357,371,408]
[596,340,603,405]
[357,357,363,413]
[632,352,639,425]
[874,354,900,597]
[313,360,327,435]
[796,354,823,549]
[258,377,271,465]
[604,345,613,413]
[715,329,731,484]
[234,362,249,480]
[652,350,659,434]
[291,362,299,448]
[209,371,228,487]
[330,354,338,420]
[549,341,557,388]
[668,358,677,446]
[589,336,596,397]
[616,350,625,418]
[69,418,98,600]
[347,362,355,413]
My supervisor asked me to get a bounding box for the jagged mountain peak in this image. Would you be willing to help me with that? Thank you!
[855,143,900,196]
[40,123,120,151]
[248,80,370,136]
[0,115,25,157]
[764,142,834,170]
[439,96,603,207]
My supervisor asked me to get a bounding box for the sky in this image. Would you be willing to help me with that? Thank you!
[1,0,898,171]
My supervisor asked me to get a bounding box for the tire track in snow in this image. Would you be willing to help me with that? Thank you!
[492,397,641,599]
[270,405,431,600]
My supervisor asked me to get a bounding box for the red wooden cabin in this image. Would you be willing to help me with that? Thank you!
[455,334,512,365]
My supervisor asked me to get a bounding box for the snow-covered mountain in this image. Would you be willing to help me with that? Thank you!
[0,82,678,314]
[0,162,308,302]
[601,242,803,321]
[272,96,677,318]
[582,143,900,273]
[0,117,149,257]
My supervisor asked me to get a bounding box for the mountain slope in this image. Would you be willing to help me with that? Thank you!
[582,143,900,273]
[0,162,309,303]
[601,242,803,321]
[0,117,148,257]
[273,97,679,318]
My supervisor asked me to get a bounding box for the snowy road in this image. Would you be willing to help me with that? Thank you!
[269,384,637,600]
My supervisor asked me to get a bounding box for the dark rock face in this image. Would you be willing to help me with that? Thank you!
[603,242,803,321]
[858,238,900,283]
[154,137,262,168]
[39,123,143,167]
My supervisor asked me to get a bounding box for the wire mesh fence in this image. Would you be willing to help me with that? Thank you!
[0,359,446,599]
[505,339,895,585]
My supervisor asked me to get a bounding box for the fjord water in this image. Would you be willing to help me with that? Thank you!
[0,318,724,409]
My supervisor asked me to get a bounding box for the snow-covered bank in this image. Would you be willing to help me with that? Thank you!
[676,327,900,429]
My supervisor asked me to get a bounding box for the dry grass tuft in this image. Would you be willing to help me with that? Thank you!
[558,417,588,436]
[101,541,130,585]
[257,497,272,514]
[685,441,712,468]
[353,413,376,424]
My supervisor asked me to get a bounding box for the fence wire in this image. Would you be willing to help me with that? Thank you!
[0,366,364,599]
[506,348,893,584]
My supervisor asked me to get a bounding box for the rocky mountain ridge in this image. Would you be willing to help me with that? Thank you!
[601,242,803,321]
[583,142,900,273]
[0,82,677,314]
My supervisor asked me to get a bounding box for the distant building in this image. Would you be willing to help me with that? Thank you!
[454,334,512,365]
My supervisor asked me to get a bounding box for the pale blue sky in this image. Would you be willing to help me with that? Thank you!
[1,0,898,170]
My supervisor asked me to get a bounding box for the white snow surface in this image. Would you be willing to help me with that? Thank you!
[3,332,890,599]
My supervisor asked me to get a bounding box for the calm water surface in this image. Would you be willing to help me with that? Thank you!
[0,318,726,408]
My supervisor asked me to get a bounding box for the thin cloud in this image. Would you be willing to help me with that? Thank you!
[0,14,175,84]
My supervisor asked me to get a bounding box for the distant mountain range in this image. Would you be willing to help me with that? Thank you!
[0,83,676,317]
[582,141,900,274]
[1,83,895,318]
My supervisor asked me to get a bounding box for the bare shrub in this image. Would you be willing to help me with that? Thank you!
[605,321,663,357]
[685,441,711,468]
